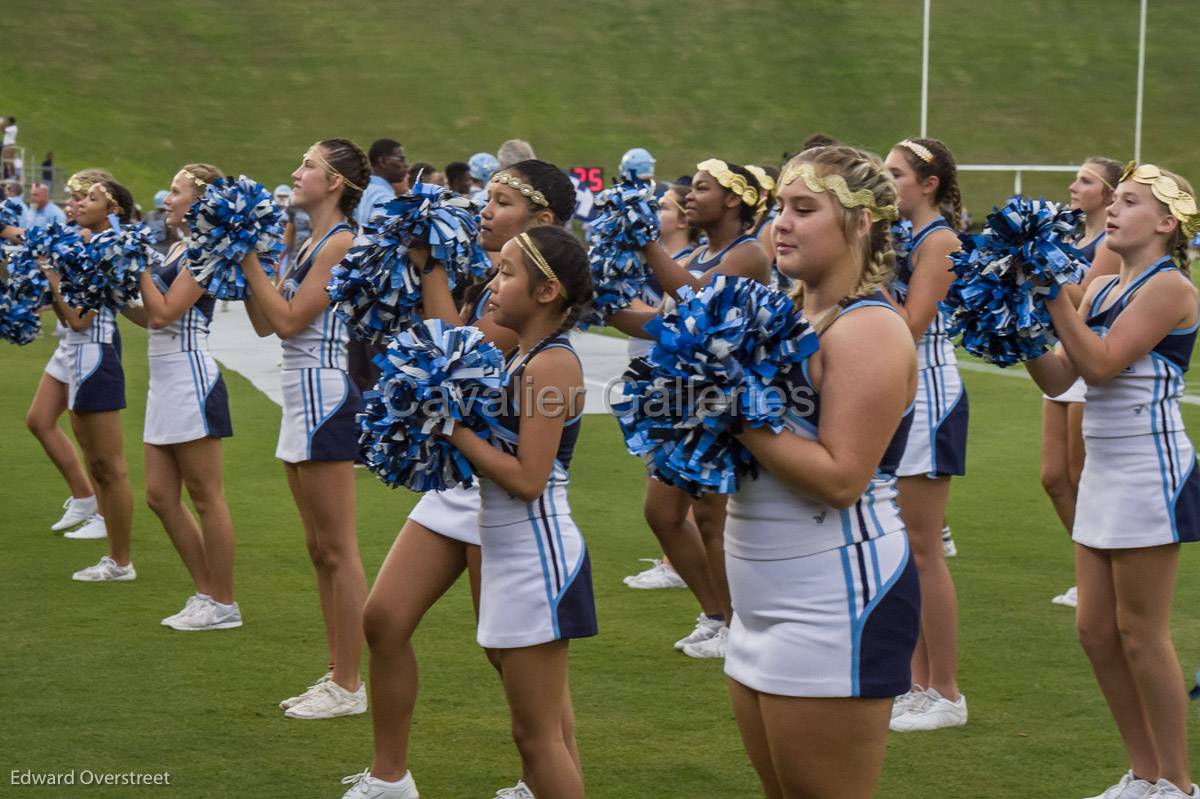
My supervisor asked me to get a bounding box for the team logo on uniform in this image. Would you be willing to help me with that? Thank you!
[812,511,827,524]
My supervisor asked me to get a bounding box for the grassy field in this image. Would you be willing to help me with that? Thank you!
[6,1,1200,217]
[1,317,1199,798]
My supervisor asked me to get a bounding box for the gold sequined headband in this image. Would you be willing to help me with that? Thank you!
[746,166,776,195]
[180,169,210,192]
[306,145,364,193]
[898,140,934,164]
[696,159,759,209]
[1080,165,1115,191]
[490,172,549,208]
[516,232,566,298]
[781,162,899,222]
[1120,162,1200,238]
[92,182,118,210]
[66,174,97,195]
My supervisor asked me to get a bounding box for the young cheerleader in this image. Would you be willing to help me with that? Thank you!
[341,160,578,799]
[1043,157,1123,608]
[242,139,371,718]
[41,178,137,580]
[614,160,771,658]
[726,145,919,798]
[882,137,969,731]
[1026,162,1200,799]
[23,170,109,539]
[122,163,239,630]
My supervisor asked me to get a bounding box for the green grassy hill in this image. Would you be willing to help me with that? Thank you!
[7,0,1199,214]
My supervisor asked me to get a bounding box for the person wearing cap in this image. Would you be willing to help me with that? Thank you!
[468,152,500,205]
[21,181,67,230]
[143,188,171,254]
[620,147,669,197]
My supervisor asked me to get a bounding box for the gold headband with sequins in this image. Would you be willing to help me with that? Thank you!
[306,144,364,193]
[746,166,776,195]
[697,159,759,209]
[781,162,899,222]
[490,172,549,208]
[92,182,118,209]
[181,169,210,192]
[1120,162,1200,237]
[898,140,934,164]
[516,232,566,298]
[66,174,98,195]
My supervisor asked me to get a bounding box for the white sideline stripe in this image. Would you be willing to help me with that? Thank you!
[957,360,1200,406]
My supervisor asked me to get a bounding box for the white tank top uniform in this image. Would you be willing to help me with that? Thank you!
[64,306,125,413]
[626,246,697,360]
[274,222,363,463]
[1043,231,1106,404]
[476,334,598,649]
[891,217,968,478]
[43,322,73,384]
[723,294,921,698]
[1073,258,1200,549]
[406,286,496,547]
[143,248,233,445]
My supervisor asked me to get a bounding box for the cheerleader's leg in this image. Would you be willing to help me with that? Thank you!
[145,443,211,595]
[727,678,783,799]
[643,476,723,617]
[26,371,93,499]
[174,437,235,604]
[70,409,133,565]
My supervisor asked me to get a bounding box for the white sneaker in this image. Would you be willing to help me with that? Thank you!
[941,526,957,558]
[1083,771,1156,799]
[64,514,107,540]
[279,672,332,710]
[494,780,534,798]
[682,625,728,659]
[340,768,419,799]
[284,679,367,719]
[889,687,967,731]
[891,686,927,719]
[623,558,686,589]
[51,495,97,531]
[674,613,724,651]
[168,597,243,631]
[72,555,136,582]
[1148,779,1200,798]
[1052,585,1079,608]
[161,594,208,627]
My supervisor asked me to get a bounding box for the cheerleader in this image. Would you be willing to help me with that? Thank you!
[24,170,110,539]
[1026,162,1200,799]
[1043,157,1123,609]
[341,160,578,799]
[615,160,771,658]
[41,178,137,581]
[242,139,371,719]
[445,225,596,799]
[881,137,969,731]
[727,145,919,798]
[122,163,239,630]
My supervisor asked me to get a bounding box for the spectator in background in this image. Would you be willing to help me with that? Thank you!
[277,184,311,272]
[42,151,54,184]
[356,138,408,228]
[497,138,535,169]
[445,161,471,195]
[620,147,669,196]
[408,162,442,187]
[4,181,28,215]
[1,117,17,179]
[143,190,171,254]
[468,152,499,204]
[22,182,66,230]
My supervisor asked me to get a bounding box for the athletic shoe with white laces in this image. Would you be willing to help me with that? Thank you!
[161,594,208,627]
[1148,779,1200,798]
[167,597,243,631]
[64,514,107,540]
[340,768,419,799]
[674,613,724,651]
[279,672,332,710]
[682,625,728,659]
[51,495,97,531]
[941,526,957,558]
[889,687,967,731]
[71,555,136,582]
[1082,771,1156,799]
[284,679,367,719]
[623,558,686,589]
[494,780,534,798]
[1052,585,1079,608]
[891,686,927,719]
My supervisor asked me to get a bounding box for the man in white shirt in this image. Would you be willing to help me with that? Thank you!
[22,182,66,229]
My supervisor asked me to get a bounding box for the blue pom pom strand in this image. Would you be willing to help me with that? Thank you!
[0,224,79,344]
[57,221,158,311]
[357,319,510,492]
[185,176,285,301]
[889,219,914,303]
[612,274,818,496]
[0,198,24,231]
[328,183,485,344]
[579,177,660,329]
[940,196,1088,367]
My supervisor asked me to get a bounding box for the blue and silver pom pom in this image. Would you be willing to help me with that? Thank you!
[358,319,509,492]
[889,219,914,303]
[579,177,660,328]
[329,183,486,344]
[59,220,159,310]
[0,197,25,233]
[185,176,285,300]
[613,274,818,496]
[940,196,1088,366]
